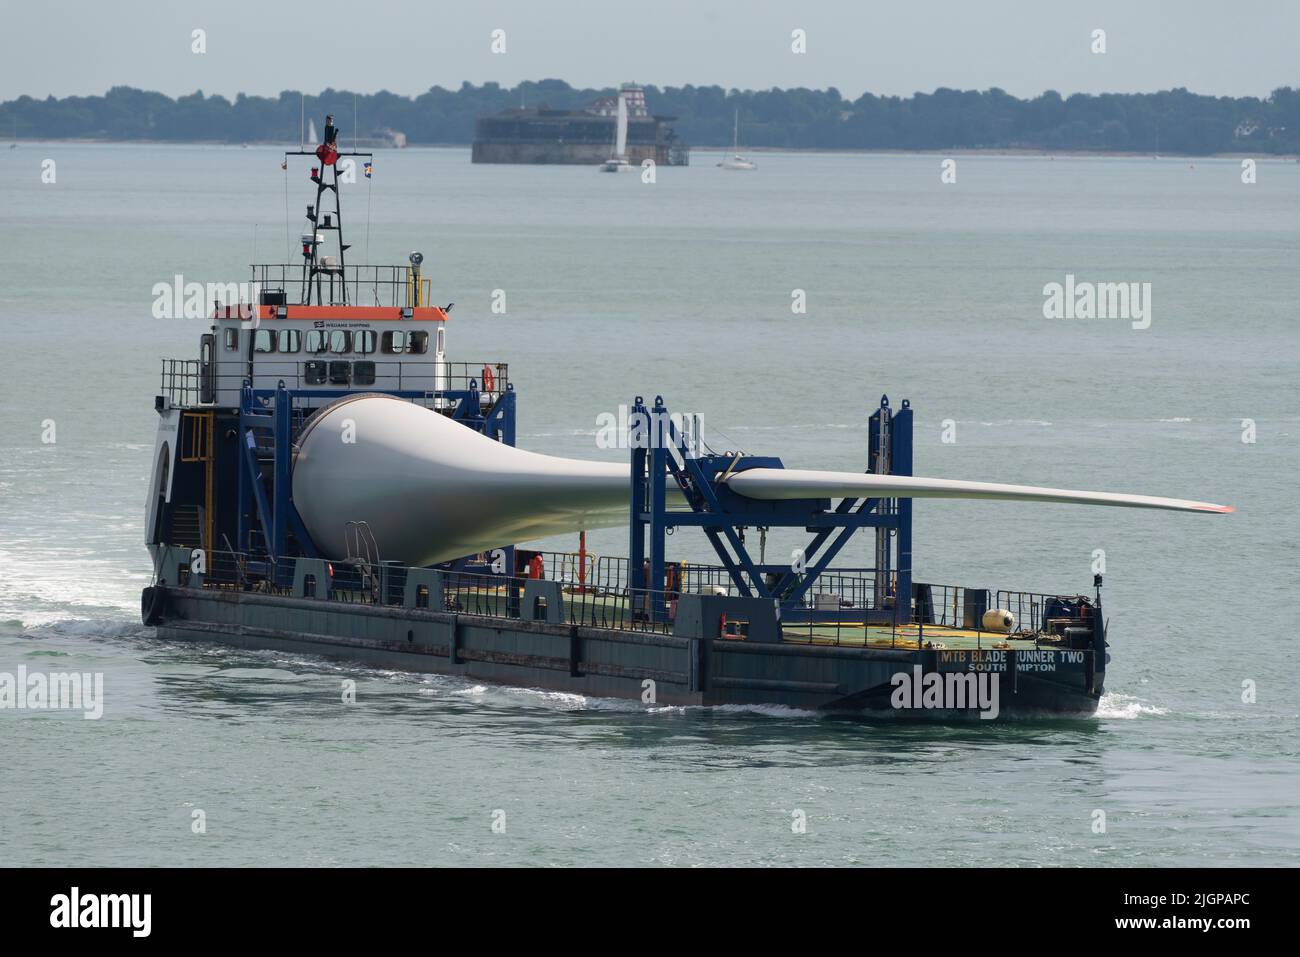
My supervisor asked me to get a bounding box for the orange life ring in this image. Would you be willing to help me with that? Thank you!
[481,365,495,392]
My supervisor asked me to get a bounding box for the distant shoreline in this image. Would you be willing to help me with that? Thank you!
[4,138,1296,161]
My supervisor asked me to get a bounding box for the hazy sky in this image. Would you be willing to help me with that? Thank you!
[1,0,1296,102]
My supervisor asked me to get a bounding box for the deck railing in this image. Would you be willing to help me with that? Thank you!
[161,359,205,407]
[173,548,1085,648]
[159,359,508,407]
[249,263,432,309]
[996,589,1093,636]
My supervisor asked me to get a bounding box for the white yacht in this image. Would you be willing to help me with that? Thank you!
[599,94,637,172]
[718,109,756,170]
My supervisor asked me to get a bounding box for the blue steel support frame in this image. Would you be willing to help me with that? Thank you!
[627,393,913,624]
[892,399,914,624]
[236,380,516,567]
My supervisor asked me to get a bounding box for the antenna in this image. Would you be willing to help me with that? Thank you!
[285,114,373,305]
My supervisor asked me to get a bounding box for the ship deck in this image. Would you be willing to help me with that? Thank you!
[446,586,1050,652]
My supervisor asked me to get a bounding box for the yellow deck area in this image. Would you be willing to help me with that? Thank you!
[779,622,1043,650]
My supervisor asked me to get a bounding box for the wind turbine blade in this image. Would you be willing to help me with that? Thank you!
[724,468,1233,514]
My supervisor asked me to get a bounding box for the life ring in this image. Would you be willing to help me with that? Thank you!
[481,365,495,392]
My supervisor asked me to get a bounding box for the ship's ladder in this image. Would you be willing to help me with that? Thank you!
[343,520,381,602]
[180,410,216,568]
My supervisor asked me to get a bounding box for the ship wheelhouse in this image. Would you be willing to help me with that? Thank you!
[205,298,453,409]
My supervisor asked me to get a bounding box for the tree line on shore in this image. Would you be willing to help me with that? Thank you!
[3,81,1298,154]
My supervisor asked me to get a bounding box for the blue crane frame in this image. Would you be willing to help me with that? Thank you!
[235,377,516,575]
[627,394,914,624]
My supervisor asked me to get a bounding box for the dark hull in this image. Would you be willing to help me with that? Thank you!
[144,585,1102,716]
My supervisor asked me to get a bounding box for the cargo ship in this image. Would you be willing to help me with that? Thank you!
[472,84,689,166]
[139,118,1230,717]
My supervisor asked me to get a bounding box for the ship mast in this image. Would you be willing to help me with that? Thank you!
[284,115,374,305]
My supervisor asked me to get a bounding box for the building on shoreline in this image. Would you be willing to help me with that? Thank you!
[472,84,689,166]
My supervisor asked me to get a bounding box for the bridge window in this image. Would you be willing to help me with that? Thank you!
[277,329,301,353]
[306,330,328,354]
[328,360,351,385]
[382,330,406,354]
[408,331,429,355]
[253,329,276,353]
[223,328,239,351]
[353,361,375,386]
[304,360,327,385]
[355,330,376,355]
[329,330,352,354]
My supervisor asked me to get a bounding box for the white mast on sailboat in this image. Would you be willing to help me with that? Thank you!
[615,93,628,158]
[599,91,635,172]
[719,107,757,170]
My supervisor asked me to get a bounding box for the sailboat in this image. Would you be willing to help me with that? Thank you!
[599,93,636,172]
[718,109,756,170]
[308,118,319,145]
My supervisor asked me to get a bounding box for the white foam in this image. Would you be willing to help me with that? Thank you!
[1097,692,1169,719]
[20,617,143,640]
[708,702,822,719]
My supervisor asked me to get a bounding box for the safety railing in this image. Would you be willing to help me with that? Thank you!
[196,549,296,597]
[436,569,679,635]
[247,360,507,394]
[328,561,381,604]
[566,585,681,635]
[442,572,513,618]
[996,590,1094,638]
[171,548,1086,649]
[913,582,972,629]
[161,359,204,407]
[526,550,597,589]
[571,556,886,613]
[159,359,509,407]
[249,263,434,309]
